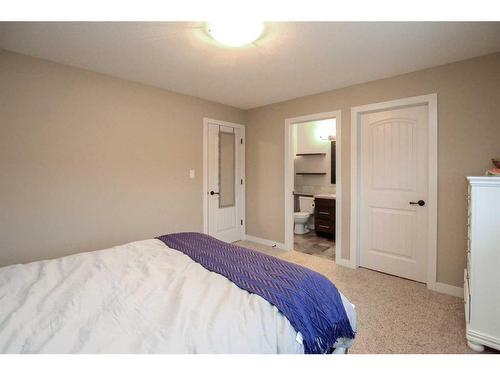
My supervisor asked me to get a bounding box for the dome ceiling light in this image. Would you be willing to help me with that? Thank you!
[206,21,264,47]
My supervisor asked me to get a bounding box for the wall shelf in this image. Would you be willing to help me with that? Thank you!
[295,172,327,175]
[295,153,326,156]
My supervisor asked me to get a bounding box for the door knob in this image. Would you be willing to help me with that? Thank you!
[409,200,425,206]
[210,191,220,195]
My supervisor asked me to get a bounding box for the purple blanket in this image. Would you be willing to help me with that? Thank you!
[156,232,354,354]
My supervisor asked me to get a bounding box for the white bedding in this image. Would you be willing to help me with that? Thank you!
[0,239,355,354]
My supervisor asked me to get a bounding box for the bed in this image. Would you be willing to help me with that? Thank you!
[0,235,356,354]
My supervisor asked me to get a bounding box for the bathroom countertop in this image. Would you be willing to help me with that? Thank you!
[293,192,314,197]
[314,194,336,199]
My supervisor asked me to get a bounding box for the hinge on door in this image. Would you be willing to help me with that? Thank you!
[241,178,243,185]
[241,219,243,225]
[240,138,243,145]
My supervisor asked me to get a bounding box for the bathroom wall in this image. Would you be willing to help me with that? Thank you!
[293,119,336,195]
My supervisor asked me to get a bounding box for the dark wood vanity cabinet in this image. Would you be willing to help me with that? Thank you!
[314,198,335,237]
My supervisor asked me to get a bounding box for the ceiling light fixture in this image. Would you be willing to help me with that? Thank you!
[207,21,264,47]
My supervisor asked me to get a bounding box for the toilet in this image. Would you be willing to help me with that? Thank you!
[293,196,314,234]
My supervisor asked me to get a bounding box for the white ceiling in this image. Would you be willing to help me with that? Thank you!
[1,22,499,109]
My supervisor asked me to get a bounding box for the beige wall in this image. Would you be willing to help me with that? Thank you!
[0,50,245,266]
[2,49,499,287]
[246,52,500,287]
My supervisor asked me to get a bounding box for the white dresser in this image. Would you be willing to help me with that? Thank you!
[465,176,500,352]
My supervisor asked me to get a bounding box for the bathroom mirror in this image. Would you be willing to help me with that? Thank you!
[219,131,236,208]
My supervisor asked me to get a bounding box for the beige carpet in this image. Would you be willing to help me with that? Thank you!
[236,240,476,354]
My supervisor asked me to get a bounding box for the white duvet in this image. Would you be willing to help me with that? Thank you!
[0,239,355,354]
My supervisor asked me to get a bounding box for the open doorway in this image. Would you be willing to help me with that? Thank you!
[284,111,344,264]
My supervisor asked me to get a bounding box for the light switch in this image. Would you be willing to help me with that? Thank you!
[189,169,195,179]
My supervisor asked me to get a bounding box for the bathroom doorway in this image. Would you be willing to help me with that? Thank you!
[284,111,344,264]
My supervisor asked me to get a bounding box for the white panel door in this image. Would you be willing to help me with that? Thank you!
[360,105,428,282]
[207,122,244,243]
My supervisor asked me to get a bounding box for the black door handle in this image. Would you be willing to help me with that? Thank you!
[409,200,425,206]
[210,191,220,195]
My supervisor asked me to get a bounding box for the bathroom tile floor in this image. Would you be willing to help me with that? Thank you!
[293,231,335,260]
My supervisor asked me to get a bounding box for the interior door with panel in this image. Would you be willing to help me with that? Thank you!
[207,122,245,243]
[359,105,429,282]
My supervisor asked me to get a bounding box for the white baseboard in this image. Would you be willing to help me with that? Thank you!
[431,282,464,298]
[244,234,287,250]
[335,258,356,269]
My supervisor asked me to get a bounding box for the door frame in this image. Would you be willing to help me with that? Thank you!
[284,110,346,265]
[350,94,438,289]
[202,118,246,240]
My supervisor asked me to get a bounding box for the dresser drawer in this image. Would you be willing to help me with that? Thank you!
[315,206,334,219]
[315,219,335,234]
